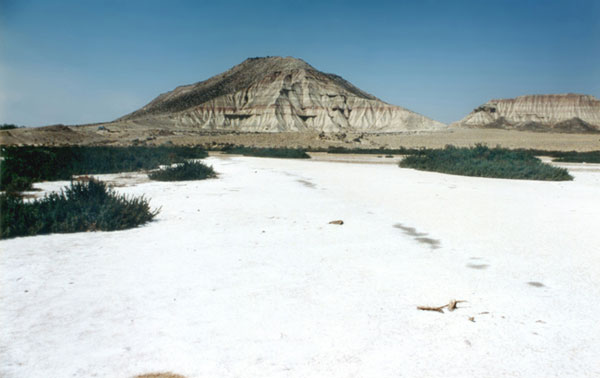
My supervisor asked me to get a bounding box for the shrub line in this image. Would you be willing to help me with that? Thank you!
[399,144,573,181]
[148,161,216,181]
[0,179,159,239]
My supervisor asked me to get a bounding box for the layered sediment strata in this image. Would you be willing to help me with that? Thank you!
[119,56,445,132]
[452,94,600,133]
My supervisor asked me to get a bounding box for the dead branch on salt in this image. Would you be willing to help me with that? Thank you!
[417,299,467,313]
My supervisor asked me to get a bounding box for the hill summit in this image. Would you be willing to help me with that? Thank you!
[119,56,445,132]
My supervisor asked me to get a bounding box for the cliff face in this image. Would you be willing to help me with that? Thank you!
[119,56,445,132]
[452,94,600,133]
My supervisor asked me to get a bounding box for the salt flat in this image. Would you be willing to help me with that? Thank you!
[1,156,599,378]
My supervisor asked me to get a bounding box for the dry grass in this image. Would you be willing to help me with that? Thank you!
[133,373,186,378]
[3,126,600,152]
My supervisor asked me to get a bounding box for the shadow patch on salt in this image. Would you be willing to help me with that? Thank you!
[527,281,545,287]
[393,224,426,237]
[297,179,316,188]
[415,237,441,248]
[466,263,489,270]
[393,223,441,249]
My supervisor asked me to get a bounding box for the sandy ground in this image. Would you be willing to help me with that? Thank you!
[1,156,600,377]
[2,126,600,151]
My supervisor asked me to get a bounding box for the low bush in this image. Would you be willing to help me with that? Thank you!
[399,145,573,181]
[0,146,208,192]
[551,151,600,163]
[2,176,34,193]
[222,146,310,159]
[326,146,421,155]
[148,161,216,181]
[0,179,159,239]
[0,124,21,130]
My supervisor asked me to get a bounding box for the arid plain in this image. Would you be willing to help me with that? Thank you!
[2,154,599,377]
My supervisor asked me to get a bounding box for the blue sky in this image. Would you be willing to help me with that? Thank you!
[1,0,598,126]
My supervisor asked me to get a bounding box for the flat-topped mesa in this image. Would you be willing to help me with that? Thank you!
[451,94,600,133]
[118,56,445,132]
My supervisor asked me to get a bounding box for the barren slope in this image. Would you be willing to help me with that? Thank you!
[452,94,600,133]
[118,56,445,132]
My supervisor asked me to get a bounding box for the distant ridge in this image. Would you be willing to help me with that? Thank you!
[451,94,600,133]
[118,56,445,132]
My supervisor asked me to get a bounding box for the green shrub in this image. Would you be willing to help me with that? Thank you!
[326,146,421,155]
[0,179,159,239]
[2,175,34,194]
[222,146,310,159]
[399,145,573,181]
[148,161,216,181]
[0,146,208,192]
[0,124,20,130]
[552,151,600,163]
[497,149,600,162]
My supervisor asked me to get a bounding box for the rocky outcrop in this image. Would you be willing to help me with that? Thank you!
[451,94,600,133]
[119,56,445,132]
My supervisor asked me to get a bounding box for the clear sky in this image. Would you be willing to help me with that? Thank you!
[1,0,599,126]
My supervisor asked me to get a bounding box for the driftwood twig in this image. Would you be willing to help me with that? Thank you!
[417,305,446,313]
[417,299,467,313]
